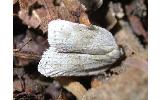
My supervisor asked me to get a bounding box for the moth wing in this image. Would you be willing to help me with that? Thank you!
[38,47,121,77]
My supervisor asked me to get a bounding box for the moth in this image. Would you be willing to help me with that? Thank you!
[38,19,122,77]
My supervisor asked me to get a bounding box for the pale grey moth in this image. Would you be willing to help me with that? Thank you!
[38,19,122,77]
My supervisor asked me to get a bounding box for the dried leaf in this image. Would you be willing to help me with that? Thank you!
[19,9,41,28]
[115,20,147,59]
[128,15,148,42]
[78,0,103,11]
[83,67,147,100]
[54,77,87,100]
[18,0,86,33]
[14,29,48,66]
[108,1,124,19]
[19,0,37,10]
